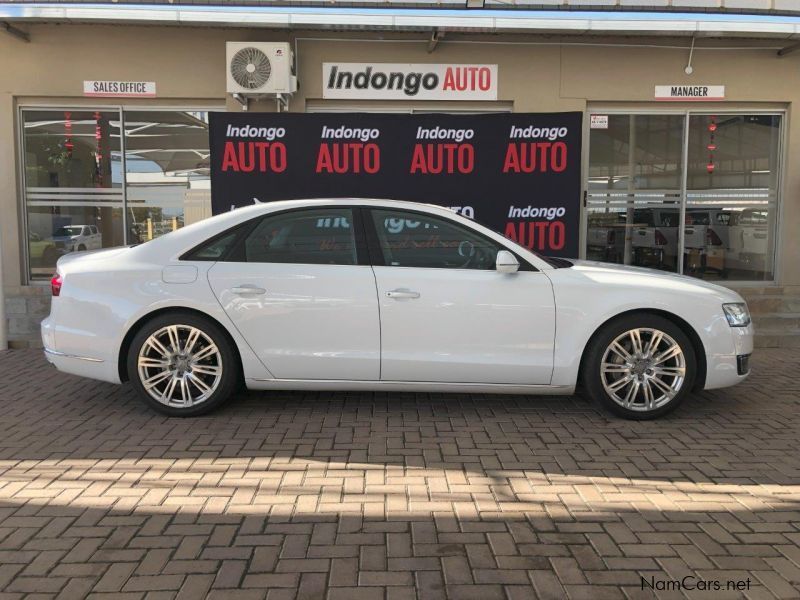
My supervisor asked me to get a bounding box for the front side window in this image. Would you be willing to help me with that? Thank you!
[243,208,357,265]
[369,209,500,270]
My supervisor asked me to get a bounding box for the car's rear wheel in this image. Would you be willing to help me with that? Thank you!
[127,312,239,416]
[581,314,696,420]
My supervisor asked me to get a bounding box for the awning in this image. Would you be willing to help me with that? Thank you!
[3,3,800,39]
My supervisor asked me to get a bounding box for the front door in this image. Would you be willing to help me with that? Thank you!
[207,206,380,381]
[366,207,555,385]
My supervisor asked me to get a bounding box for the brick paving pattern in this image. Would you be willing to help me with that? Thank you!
[0,348,798,599]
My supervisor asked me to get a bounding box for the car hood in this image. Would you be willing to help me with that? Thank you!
[565,259,745,303]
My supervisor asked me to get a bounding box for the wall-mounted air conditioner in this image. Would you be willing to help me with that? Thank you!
[226,42,297,95]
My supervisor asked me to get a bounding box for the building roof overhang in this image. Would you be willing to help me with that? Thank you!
[2,3,800,40]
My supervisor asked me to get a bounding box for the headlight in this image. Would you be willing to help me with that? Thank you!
[723,303,751,327]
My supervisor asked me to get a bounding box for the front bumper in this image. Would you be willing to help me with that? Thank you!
[737,353,751,376]
[704,323,754,390]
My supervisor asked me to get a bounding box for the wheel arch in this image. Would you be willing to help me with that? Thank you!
[577,308,707,391]
[118,306,244,384]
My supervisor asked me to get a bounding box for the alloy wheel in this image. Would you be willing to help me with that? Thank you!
[137,324,223,407]
[600,327,686,412]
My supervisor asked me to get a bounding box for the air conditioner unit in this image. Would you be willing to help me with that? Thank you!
[226,42,297,95]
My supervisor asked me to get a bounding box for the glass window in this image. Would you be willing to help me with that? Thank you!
[585,112,782,282]
[123,110,210,244]
[588,114,684,191]
[242,208,357,265]
[685,114,780,281]
[370,209,500,270]
[21,108,214,280]
[22,110,124,278]
[183,230,240,261]
[586,115,685,272]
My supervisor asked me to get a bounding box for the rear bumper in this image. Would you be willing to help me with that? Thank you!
[41,316,121,384]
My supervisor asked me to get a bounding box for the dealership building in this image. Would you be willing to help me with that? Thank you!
[1,0,800,349]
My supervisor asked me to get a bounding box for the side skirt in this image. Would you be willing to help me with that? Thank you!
[245,378,575,395]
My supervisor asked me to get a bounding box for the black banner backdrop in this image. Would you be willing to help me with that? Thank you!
[209,112,582,257]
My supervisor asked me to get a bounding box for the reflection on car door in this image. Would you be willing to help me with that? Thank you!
[366,208,555,385]
[206,207,380,381]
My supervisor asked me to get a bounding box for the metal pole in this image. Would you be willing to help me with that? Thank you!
[120,107,129,245]
[678,111,690,275]
[623,115,636,266]
[0,221,7,350]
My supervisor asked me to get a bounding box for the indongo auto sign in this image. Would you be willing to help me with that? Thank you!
[209,112,582,258]
[322,63,498,101]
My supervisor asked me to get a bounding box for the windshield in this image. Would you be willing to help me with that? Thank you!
[53,226,82,236]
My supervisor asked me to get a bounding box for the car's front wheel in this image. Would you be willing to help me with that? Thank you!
[581,314,696,420]
[127,312,239,416]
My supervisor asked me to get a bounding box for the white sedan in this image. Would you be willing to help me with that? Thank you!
[42,199,754,420]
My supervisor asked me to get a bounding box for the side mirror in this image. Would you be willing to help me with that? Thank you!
[496,250,520,274]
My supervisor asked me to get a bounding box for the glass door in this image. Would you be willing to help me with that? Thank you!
[21,107,215,280]
[22,109,124,278]
[586,114,685,272]
[585,110,782,282]
[685,114,780,281]
[122,110,211,244]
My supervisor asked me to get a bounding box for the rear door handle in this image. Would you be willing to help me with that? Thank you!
[386,289,420,299]
[231,285,266,295]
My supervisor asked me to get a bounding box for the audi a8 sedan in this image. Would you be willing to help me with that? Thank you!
[42,199,753,420]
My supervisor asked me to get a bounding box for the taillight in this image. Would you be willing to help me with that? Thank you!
[706,229,722,246]
[50,273,62,297]
[655,230,668,246]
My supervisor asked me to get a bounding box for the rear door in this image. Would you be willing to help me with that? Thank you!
[206,206,380,381]
[365,207,555,385]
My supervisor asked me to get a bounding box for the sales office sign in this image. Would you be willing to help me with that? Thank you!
[83,80,157,98]
[323,63,498,101]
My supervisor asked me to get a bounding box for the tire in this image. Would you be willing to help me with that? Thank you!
[77,244,87,251]
[581,314,696,420]
[126,312,240,417]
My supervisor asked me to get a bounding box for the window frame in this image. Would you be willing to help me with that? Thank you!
[362,206,536,272]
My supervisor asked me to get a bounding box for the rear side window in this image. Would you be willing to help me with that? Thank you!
[183,231,240,261]
[243,208,357,265]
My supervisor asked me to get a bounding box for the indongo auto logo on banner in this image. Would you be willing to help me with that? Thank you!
[322,63,498,101]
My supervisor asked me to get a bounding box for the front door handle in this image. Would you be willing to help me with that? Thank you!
[231,285,266,296]
[386,289,420,299]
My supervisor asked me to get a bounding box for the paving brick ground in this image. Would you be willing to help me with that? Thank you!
[0,348,798,599]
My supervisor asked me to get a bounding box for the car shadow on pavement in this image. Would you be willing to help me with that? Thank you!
[0,348,797,486]
[1,349,799,598]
